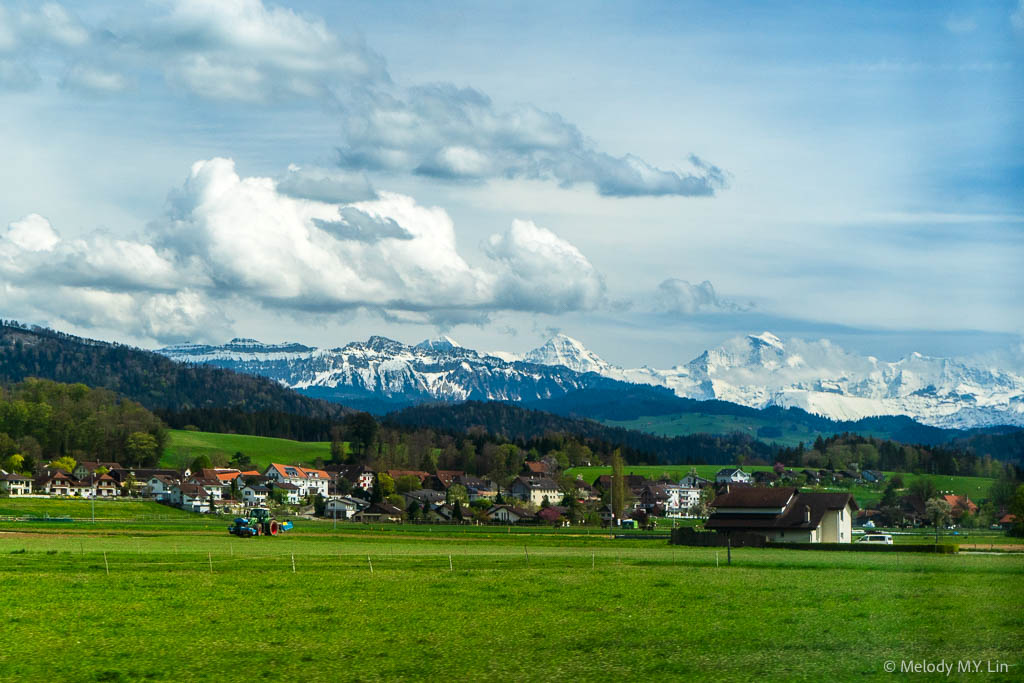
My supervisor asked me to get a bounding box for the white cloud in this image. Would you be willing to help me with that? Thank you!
[0,59,39,89]
[1013,0,1024,31]
[0,0,725,198]
[4,213,59,251]
[654,278,749,314]
[0,158,609,341]
[485,219,606,314]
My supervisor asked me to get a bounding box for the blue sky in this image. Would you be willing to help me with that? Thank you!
[0,0,1021,367]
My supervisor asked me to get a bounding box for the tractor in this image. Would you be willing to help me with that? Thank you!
[228,507,293,537]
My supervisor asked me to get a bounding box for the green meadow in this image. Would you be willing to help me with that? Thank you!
[162,429,336,469]
[0,519,1021,682]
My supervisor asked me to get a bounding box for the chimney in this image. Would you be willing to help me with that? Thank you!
[804,505,811,523]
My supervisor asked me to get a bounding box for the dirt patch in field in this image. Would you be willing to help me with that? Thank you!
[958,543,1024,552]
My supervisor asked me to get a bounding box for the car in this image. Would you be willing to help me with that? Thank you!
[857,533,894,545]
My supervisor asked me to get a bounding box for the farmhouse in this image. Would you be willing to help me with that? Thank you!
[170,483,211,512]
[241,484,269,506]
[324,496,367,519]
[353,502,403,523]
[705,487,857,543]
[0,472,32,496]
[144,475,179,501]
[942,494,978,520]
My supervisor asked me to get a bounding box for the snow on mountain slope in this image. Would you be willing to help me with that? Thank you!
[157,331,1024,428]
[516,332,1024,428]
[158,335,607,405]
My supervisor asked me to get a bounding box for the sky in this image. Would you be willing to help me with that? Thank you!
[0,0,1022,369]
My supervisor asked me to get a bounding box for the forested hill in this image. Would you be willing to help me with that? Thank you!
[0,322,349,434]
[0,379,167,469]
[384,401,776,466]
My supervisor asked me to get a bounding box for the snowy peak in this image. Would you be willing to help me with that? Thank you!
[523,334,614,375]
[748,331,783,349]
[414,336,462,352]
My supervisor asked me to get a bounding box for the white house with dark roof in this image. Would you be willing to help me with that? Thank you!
[509,476,561,507]
[705,487,857,543]
[241,484,269,507]
[144,475,179,501]
[715,468,753,485]
[0,472,32,496]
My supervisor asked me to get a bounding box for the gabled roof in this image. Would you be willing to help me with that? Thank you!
[272,482,301,491]
[706,490,857,531]
[433,470,464,487]
[523,461,548,474]
[175,483,210,499]
[512,475,559,491]
[266,463,330,481]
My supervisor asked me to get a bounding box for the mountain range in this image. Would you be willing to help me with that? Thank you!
[157,331,1024,429]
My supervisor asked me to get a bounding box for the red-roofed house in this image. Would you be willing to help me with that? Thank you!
[264,463,329,498]
[942,494,978,519]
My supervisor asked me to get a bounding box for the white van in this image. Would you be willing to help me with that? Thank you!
[857,533,894,545]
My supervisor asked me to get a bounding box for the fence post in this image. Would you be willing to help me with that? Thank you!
[103,551,109,575]
[291,553,296,573]
[208,552,213,573]
[367,555,373,574]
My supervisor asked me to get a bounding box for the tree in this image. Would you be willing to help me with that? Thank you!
[446,484,468,506]
[230,451,251,468]
[126,432,159,467]
[396,474,421,494]
[910,477,937,502]
[925,497,953,542]
[406,500,421,521]
[1009,484,1024,537]
[376,472,396,497]
[343,412,378,457]
[610,449,625,522]
[49,456,76,473]
[453,498,463,522]
[189,454,212,474]
[2,453,25,474]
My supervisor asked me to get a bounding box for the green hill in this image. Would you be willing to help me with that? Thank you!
[163,429,337,470]
[0,498,197,519]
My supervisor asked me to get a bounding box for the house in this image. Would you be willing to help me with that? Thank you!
[73,461,123,481]
[385,470,430,487]
[144,475,179,501]
[402,489,446,508]
[998,513,1018,531]
[942,494,979,520]
[861,470,885,484]
[521,461,550,478]
[570,476,601,503]
[186,475,225,501]
[426,470,465,491]
[324,496,367,519]
[715,468,753,485]
[264,463,330,498]
[639,484,671,511]
[456,475,497,501]
[0,472,32,496]
[485,505,535,524]
[801,469,821,484]
[326,465,376,493]
[705,486,858,543]
[509,476,561,507]
[898,494,927,526]
[664,484,701,518]
[241,484,269,507]
[93,473,119,497]
[353,502,403,523]
[35,470,76,496]
[537,505,569,525]
[679,473,713,489]
[752,471,779,486]
[270,482,302,505]
[170,483,211,512]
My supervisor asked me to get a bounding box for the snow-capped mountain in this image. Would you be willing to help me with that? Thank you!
[156,332,1024,428]
[159,335,613,408]
[517,332,1024,429]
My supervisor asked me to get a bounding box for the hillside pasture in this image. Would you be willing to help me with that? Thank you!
[162,428,336,469]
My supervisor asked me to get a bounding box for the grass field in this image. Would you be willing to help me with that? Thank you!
[0,519,1021,682]
[0,498,195,520]
[163,429,336,469]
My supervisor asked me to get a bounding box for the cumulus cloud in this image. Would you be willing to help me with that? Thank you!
[654,278,750,314]
[0,0,726,198]
[0,159,610,340]
[485,220,606,313]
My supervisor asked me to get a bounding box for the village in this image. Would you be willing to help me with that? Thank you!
[2,459,1014,540]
